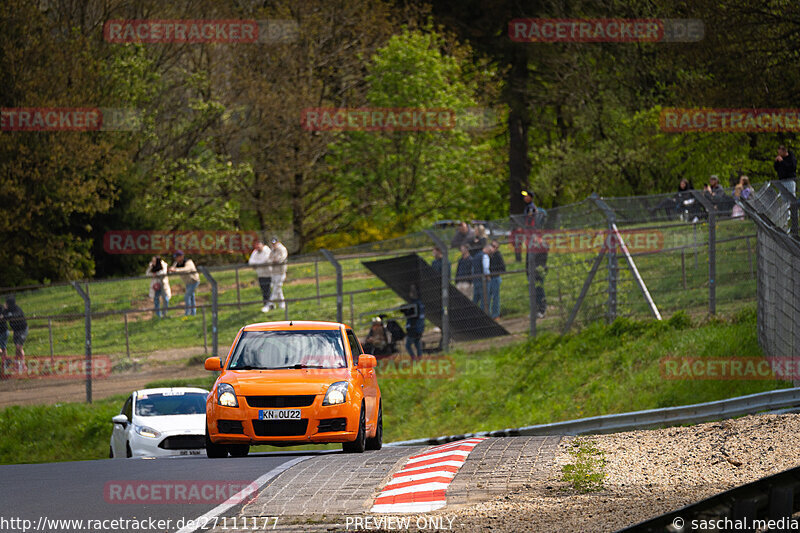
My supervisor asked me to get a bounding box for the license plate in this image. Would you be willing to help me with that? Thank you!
[179,450,202,455]
[259,409,301,421]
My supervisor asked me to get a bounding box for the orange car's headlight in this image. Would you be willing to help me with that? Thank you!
[322,381,348,406]
[217,383,239,407]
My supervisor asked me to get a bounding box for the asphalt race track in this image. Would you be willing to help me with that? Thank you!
[1,451,328,532]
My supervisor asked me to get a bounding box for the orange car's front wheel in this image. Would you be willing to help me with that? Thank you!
[342,403,366,453]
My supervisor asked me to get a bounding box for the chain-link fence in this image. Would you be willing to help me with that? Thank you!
[740,180,800,383]
[0,187,761,402]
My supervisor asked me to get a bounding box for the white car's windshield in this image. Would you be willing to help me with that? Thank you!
[227,330,346,370]
[135,392,207,416]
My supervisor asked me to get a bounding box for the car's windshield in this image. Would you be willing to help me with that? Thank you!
[135,391,207,416]
[227,330,346,370]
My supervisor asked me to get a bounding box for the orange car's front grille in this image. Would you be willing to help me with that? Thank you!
[245,395,316,408]
[252,419,309,437]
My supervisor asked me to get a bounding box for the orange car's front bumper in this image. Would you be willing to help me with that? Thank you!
[207,395,360,445]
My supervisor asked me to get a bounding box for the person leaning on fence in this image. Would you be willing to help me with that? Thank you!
[488,240,506,319]
[249,241,273,312]
[732,184,745,219]
[147,255,171,318]
[455,244,473,298]
[404,285,425,361]
[266,237,288,311]
[469,225,488,255]
[739,175,754,200]
[5,296,27,371]
[472,243,488,309]
[168,250,200,317]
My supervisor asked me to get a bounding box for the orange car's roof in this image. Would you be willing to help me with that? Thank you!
[242,320,347,332]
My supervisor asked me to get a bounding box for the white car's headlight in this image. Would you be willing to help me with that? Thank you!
[135,425,161,439]
[217,383,239,407]
[322,381,348,406]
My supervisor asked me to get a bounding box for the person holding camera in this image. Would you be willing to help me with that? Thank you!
[147,255,171,318]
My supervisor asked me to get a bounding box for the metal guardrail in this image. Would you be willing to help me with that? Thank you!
[386,386,800,446]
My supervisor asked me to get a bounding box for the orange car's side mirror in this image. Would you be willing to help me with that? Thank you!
[204,357,222,371]
[358,354,377,369]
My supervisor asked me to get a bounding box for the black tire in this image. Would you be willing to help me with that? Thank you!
[365,403,382,451]
[125,442,132,458]
[342,403,366,453]
[205,425,229,458]
[228,444,250,457]
[109,446,114,459]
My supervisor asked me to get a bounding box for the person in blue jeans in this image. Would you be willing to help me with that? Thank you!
[147,255,171,318]
[487,240,506,319]
[169,250,200,316]
[404,285,425,361]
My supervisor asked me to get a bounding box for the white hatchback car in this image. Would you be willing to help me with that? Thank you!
[110,387,209,458]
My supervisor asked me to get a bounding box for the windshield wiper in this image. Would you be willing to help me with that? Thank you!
[273,363,327,369]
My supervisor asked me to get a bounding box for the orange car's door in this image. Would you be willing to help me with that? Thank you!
[347,329,376,424]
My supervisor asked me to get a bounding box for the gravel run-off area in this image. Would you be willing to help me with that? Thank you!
[398,414,800,532]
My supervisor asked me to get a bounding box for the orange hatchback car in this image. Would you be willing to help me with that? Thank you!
[204,321,381,457]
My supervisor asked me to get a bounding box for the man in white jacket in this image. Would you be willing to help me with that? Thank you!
[248,241,272,313]
[266,237,288,311]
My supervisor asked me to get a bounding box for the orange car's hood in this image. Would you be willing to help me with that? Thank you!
[222,368,355,396]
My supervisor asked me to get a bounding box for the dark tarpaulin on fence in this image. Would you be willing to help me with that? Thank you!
[362,254,509,342]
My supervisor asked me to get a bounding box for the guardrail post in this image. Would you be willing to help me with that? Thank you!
[693,191,716,315]
[320,249,343,323]
[71,282,92,404]
[424,230,450,352]
[198,267,218,357]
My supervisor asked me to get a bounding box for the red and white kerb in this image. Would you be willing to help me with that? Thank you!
[370,438,486,514]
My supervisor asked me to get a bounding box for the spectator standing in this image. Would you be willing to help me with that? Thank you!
[455,245,473,298]
[528,234,549,318]
[732,185,745,219]
[775,145,797,194]
[404,285,425,361]
[472,243,488,310]
[147,255,171,318]
[430,246,444,276]
[469,225,488,255]
[169,250,200,317]
[704,175,733,213]
[450,221,475,250]
[488,240,506,319]
[739,175,754,200]
[5,296,27,370]
[248,241,272,313]
[266,237,288,311]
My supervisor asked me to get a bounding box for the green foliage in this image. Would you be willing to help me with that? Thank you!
[561,438,607,493]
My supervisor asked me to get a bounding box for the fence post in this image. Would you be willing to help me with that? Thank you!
[693,191,716,315]
[123,311,131,360]
[424,230,450,352]
[745,237,754,280]
[320,249,343,323]
[773,181,799,237]
[198,267,218,357]
[48,318,54,362]
[71,282,92,404]
[234,266,241,311]
[590,194,618,322]
[681,250,687,290]
[201,306,208,353]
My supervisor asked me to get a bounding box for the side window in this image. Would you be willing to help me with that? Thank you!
[346,330,362,365]
[122,395,133,420]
